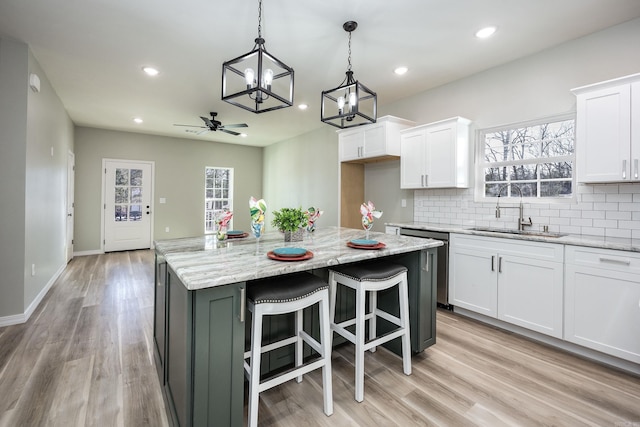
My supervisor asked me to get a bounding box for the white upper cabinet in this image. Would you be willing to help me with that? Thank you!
[572,73,640,183]
[400,117,471,189]
[338,116,415,162]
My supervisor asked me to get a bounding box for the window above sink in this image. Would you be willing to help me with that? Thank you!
[475,113,576,204]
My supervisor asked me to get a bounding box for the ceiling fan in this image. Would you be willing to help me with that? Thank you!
[174,112,248,136]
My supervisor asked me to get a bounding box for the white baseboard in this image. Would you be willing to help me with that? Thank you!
[73,249,103,257]
[0,262,66,327]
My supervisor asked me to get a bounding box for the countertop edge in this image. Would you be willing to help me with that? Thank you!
[386,222,640,253]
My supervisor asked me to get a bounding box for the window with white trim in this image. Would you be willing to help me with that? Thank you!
[205,167,233,233]
[477,115,575,200]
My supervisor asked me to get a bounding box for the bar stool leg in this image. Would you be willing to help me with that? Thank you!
[369,290,377,353]
[398,276,412,375]
[354,285,366,402]
[319,295,334,415]
[248,306,263,427]
[295,308,303,383]
[328,272,338,348]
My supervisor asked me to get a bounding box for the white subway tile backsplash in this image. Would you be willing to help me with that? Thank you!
[580,227,605,237]
[593,202,619,211]
[618,202,640,212]
[560,210,582,218]
[580,194,606,202]
[570,218,593,227]
[593,185,620,194]
[619,184,640,193]
[593,219,618,228]
[581,210,606,219]
[619,220,640,230]
[606,211,632,220]
[413,184,640,238]
[606,228,632,238]
[606,193,633,202]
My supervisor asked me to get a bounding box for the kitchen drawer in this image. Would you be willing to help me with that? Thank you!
[452,234,564,262]
[565,245,640,273]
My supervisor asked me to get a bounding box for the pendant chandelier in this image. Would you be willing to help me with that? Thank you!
[221,0,294,113]
[321,21,377,129]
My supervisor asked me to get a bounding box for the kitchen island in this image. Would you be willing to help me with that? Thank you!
[153,226,442,427]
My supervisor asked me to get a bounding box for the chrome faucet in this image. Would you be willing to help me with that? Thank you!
[495,183,533,231]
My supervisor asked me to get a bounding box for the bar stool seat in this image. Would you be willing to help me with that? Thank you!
[244,272,333,427]
[329,262,411,402]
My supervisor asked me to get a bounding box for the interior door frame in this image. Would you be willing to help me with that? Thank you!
[101,158,155,253]
[66,150,75,262]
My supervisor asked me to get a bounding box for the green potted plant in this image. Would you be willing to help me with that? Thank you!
[272,207,307,242]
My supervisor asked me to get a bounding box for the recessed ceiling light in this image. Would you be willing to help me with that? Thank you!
[394,67,408,75]
[142,66,160,76]
[475,26,497,39]
[240,133,248,138]
[133,117,143,124]
[298,104,308,110]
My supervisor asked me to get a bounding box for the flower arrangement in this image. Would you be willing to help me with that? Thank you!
[249,197,267,239]
[216,208,233,240]
[305,207,323,232]
[361,201,383,237]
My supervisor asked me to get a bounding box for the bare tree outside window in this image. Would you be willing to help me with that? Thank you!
[205,167,234,233]
[480,116,575,199]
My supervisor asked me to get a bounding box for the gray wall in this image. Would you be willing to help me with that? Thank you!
[74,127,263,252]
[263,125,339,231]
[0,37,28,317]
[0,37,74,319]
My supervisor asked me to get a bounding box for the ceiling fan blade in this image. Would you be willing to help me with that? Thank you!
[220,128,241,136]
[200,116,216,128]
[196,129,210,135]
[174,124,207,128]
[221,123,248,129]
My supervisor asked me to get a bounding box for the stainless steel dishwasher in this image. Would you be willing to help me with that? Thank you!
[399,229,451,309]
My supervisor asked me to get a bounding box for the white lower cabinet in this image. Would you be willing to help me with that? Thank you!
[450,234,564,338]
[565,246,640,364]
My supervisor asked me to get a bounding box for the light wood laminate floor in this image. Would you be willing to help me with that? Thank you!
[0,250,638,426]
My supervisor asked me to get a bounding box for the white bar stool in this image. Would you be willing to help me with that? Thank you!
[244,272,333,427]
[328,262,411,402]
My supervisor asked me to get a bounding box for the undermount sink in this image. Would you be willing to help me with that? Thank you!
[468,227,567,238]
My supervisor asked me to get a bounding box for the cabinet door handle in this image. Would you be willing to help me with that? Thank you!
[421,174,424,187]
[424,252,430,272]
[425,174,428,187]
[239,287,246,322]
[635,159,638,179]
[622,160,627,179]
[599,256,631,266]
[498,256,503,273]
[491,255,495,271]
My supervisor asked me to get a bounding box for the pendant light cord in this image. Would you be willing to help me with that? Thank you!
[347,30,352,72]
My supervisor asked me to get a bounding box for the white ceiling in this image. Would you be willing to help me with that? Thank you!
[2,0,640,147]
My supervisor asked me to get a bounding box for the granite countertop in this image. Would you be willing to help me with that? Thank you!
[155,226,443,291]
[386,221,640,253]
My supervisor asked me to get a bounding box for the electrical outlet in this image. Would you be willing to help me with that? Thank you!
[165,227,170,232]
[401,199,407,208]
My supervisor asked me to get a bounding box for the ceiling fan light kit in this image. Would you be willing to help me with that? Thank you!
[321,21,377,129]
[221,0,294,114]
